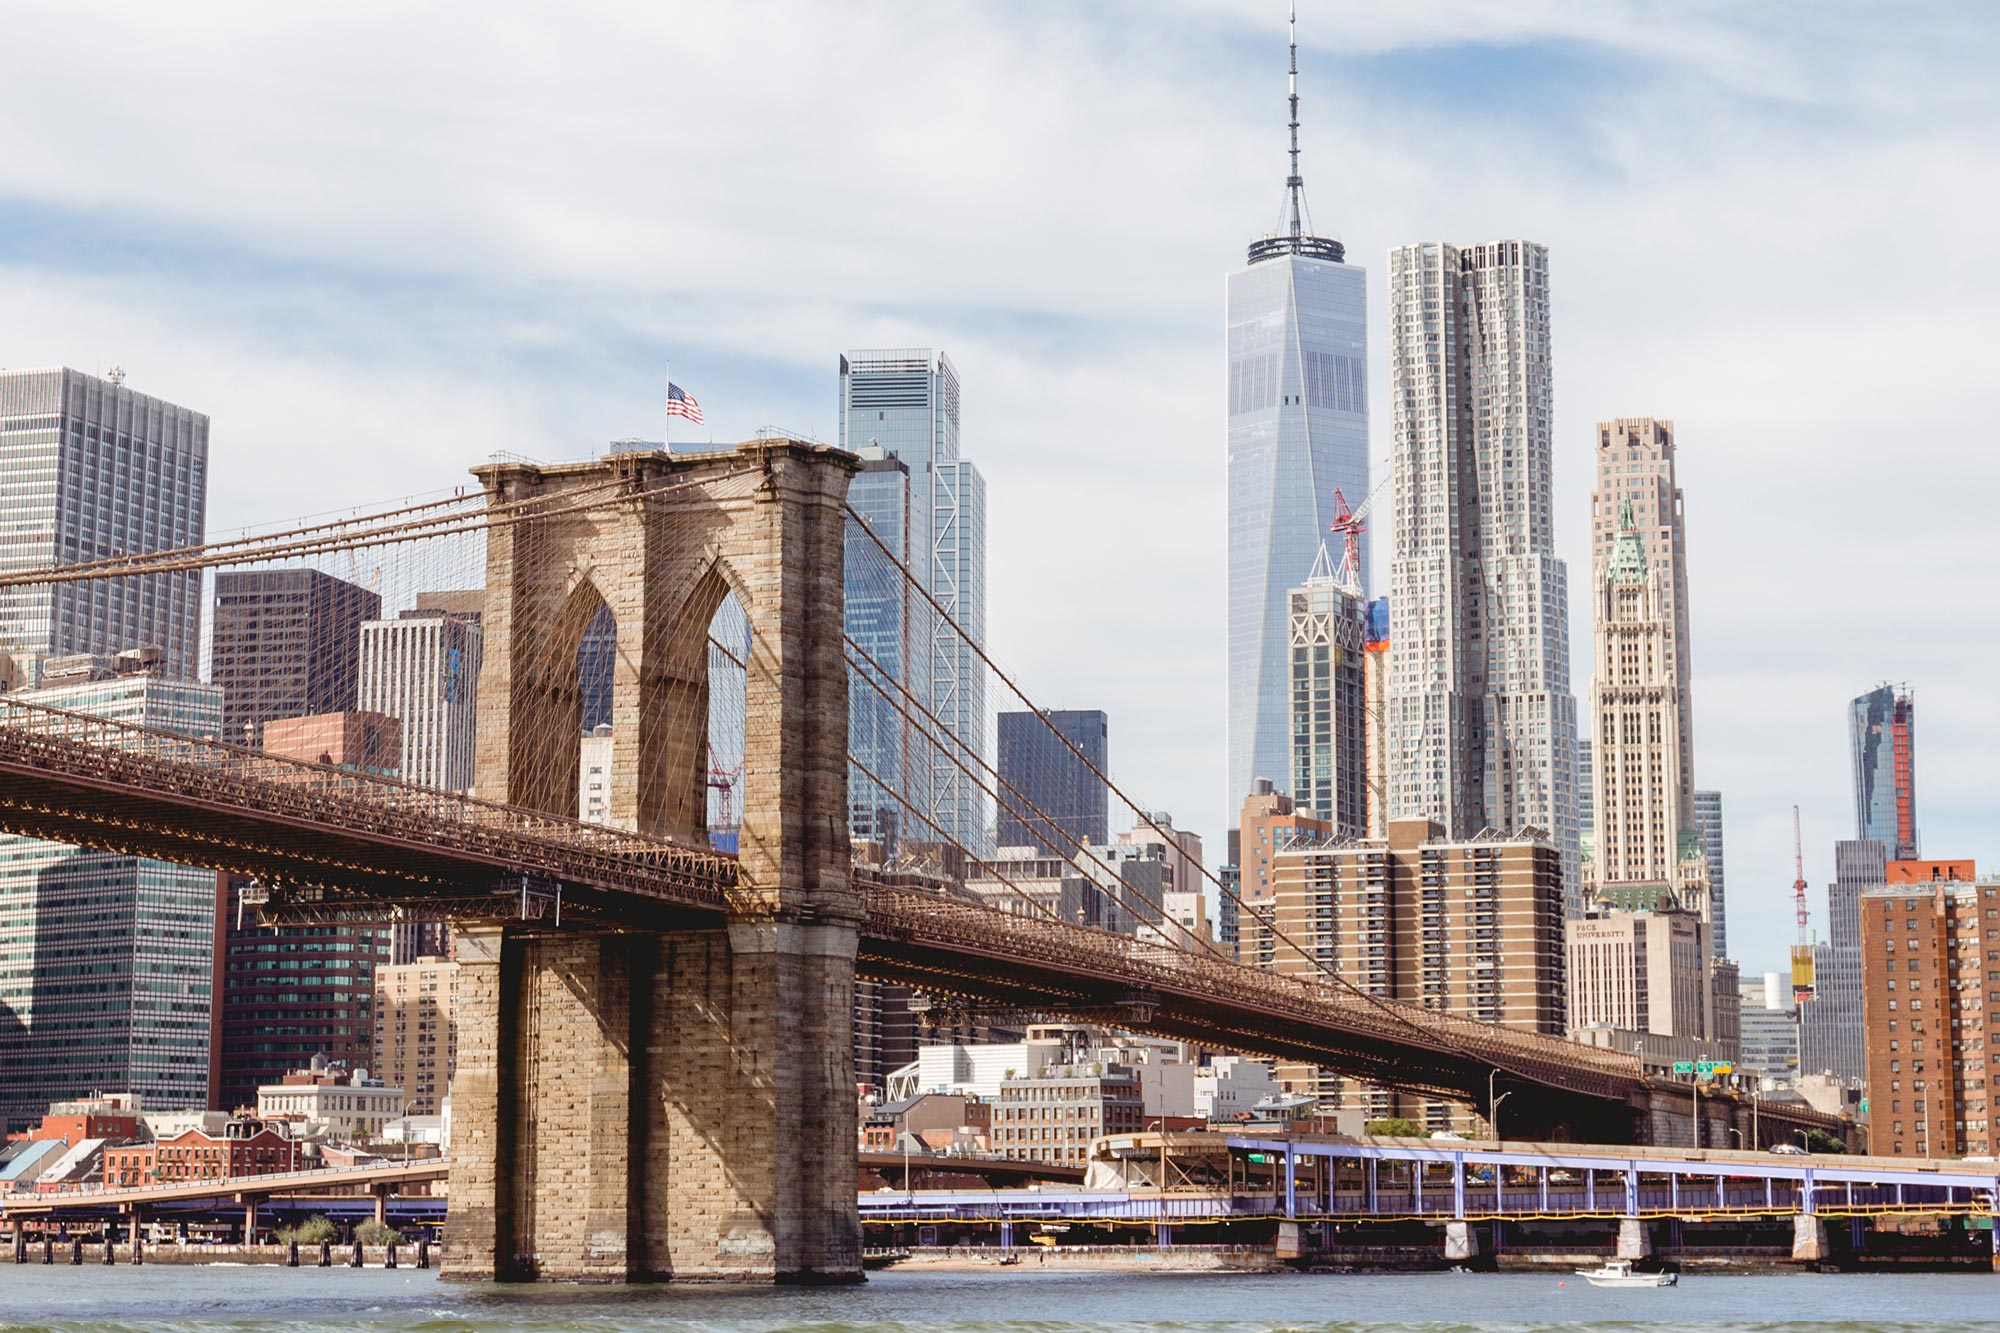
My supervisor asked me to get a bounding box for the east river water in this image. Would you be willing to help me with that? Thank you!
[4,1265,2000,1331]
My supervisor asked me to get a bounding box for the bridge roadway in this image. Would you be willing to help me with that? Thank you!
[0,696,1840,1140]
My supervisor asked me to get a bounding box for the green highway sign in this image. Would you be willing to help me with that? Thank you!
[1673,1061,1695,1074]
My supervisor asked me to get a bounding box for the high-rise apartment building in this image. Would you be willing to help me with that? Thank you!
[1384,240,1579,914]
[1235,780,1330,960]
[1800,838,1884,1087]
[1851,684,1918,860]
[996,709,1108,855]
[1287,572,1367,836]
[373,957,459,1118]
[0,665,222,1130]
[1577,737,1595,850]
[1694,790,1728,959]
[1225,15,1369,816]
[211,569,379,747]
[1588,499,1708,914]
[1257,818,1566,1127]
[839,350,986,855]
[0,368,207,683]
[356,606,483,793]
[1860,859,1994,1158]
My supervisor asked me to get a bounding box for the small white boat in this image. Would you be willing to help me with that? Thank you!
[1575,1258,1677,1288]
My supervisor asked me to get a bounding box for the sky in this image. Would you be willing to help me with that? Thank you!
[2,0,1995,980]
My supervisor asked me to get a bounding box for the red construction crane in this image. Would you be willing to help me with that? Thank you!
[1329,474,1390,597]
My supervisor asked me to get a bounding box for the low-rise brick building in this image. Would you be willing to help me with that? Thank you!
[102,1119,299,1187]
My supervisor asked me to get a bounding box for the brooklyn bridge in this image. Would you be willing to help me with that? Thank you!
[0,439,1839,1281]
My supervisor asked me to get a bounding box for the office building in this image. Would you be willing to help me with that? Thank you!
[373,957,459,1118]
[844,445,928,849]
[1860,859,1993,1158]
[991,1059,1145,1165]
[1588,498,1709,920]
[1800,839,1884,1087]
[996,709,1109,855]
[209,871,390,1114]
[839,350,986,855]
[1116,815,1208,945]
[211,569,379,747]
[1384,241,1579,913]
[1590,419,1695,836]
[1851,684,1918,859]
[356,605,483,793]
[1694,790,1728,959]
[256,1064,403,1141]
[0,368,207,683]
[0,666,221,1131]
[1256,818,1566,1127]
[1287,570,1368,836]
[1225,11,1369,815]
[1738,972,1800,1084]
[262,710,401,775]
[1566,906,1716,1041]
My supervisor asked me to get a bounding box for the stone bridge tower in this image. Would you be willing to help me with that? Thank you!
[449,440,862,1282]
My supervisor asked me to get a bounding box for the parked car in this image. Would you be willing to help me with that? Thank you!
[1770,1143,1808,1155]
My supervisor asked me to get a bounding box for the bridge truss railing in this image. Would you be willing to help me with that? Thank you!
[0,696,736,907]
[866,882,1641,1101]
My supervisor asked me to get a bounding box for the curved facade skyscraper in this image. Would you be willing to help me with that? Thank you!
[1225,8,1369,814]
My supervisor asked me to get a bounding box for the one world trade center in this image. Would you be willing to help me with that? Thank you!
[1226,5,1369,815]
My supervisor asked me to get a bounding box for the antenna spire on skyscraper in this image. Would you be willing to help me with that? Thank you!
[1248,3,1344,265]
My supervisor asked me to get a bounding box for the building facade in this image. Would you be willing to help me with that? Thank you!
[1566,906,1714,1040]
[991,1060,1145,1165]
[1591,419,1695,833]
[0,368,207,683]
[257,1066,404,1141]
[373,957,458,1118]
[0,668,221,1131]
[839,351,986,857]
[211,568,379,747]
[262,710,401,775]
[1287,573,1368,836]
[1800,838,1885,1087]
[1383,241,1579,914]
[1851,684,1918,860]
[996,709,1108,855]
[1256,818,1567,1126]
[103,1121,299,1188]
[1589,498,1709,921]
[1694,790,1728,959]
[844,445,927,851]
[1738,972,1800,1085]
[356,607,483,793]
[208,872,390,1114]
[1860,861,1993,1158]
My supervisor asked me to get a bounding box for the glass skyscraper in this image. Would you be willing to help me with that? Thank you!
[839,350,987,856]
[996,709,1108,855]
[0,670,222,1130]
[1225,13,1369,815]
[1694,789,1728,959]
[1850,684,1917,860]
[0,368,207,682]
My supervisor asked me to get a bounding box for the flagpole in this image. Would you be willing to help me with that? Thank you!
[664,362,671,453]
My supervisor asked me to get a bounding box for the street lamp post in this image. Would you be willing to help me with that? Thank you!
[1487,1070,1513,1142]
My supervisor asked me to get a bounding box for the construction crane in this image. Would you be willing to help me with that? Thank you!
[1329,472,1391,597]
[1790,805,1815,1003]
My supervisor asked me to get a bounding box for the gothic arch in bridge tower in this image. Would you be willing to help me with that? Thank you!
[456,440,863,1283]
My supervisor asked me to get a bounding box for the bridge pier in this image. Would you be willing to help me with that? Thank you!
[1615,1216,1652,1260]
[450,921,859,1282]
[1792,1214,1829,1263]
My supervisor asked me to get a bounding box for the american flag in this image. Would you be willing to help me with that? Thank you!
[666,382,704,424]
